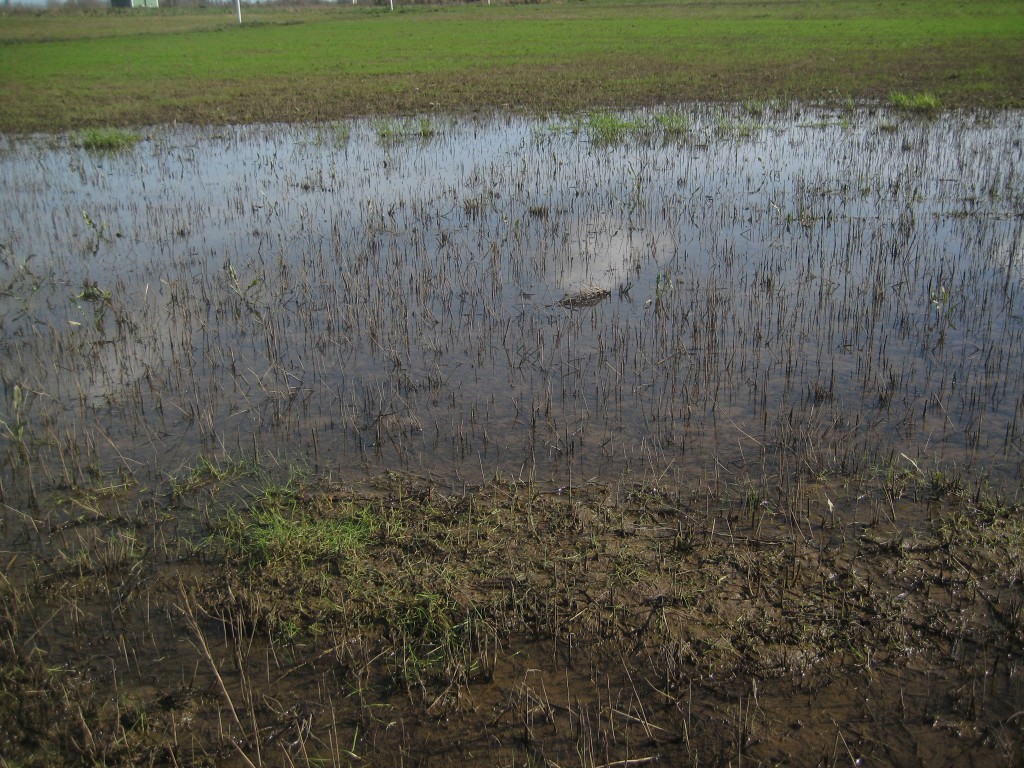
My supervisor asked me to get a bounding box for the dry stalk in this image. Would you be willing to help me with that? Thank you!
[178,579,260,768]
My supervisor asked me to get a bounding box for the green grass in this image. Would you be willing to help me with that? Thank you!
[0,0,1021,132]
[210,474,493,684]
[227,493,383,568]
[77,126,141,151]
[889,90,942,114]
[373,115,438,144]
[553,109,692,146]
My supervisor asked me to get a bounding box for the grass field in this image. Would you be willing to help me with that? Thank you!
[1,0,1022,132]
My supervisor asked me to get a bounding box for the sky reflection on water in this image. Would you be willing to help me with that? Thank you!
[1,106,1022,498]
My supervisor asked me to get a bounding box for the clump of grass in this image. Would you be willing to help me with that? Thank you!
[655,109,690,138]
[555,109,691,146]
[0,383,26,446]
[889,90,941,114]
[227,493,382,568]
[71,279,110,303]
[713,108,760,138]
[56,529,147,578]
[743,98,768,118]
[77,127,141,152]
[333,121,351,147]
[169,454,256,498]
[585,111,650,145]
[208,476,499,687]
[373,116,436,145]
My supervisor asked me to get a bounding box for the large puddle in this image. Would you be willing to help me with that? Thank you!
[1,105,1022,500]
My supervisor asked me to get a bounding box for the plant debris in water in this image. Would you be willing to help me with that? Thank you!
[556,284,611,308]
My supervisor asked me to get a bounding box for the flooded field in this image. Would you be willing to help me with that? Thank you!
[1,105,1023,766]
[2,105,1022,497]
[0,103,1019,499]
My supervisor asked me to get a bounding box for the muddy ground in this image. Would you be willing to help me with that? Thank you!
[1,462,1022,767]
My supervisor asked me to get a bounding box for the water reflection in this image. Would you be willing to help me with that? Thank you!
[0,105,1021,499]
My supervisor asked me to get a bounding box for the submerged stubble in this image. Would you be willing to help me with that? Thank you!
[1,105,1021,501]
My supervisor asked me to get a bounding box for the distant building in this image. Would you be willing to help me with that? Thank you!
[111,0,160,7]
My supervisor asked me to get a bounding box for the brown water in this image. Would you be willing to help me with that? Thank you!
[1,106,1022,504]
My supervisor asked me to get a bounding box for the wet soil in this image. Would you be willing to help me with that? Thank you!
[2,467,1021,767]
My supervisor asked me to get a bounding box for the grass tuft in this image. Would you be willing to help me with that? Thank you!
[889,90,942,114]
[555,109,692,146]
[373,116,437,145]
[77,127,142,152]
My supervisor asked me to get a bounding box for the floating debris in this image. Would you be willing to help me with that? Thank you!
[556,285,611,307]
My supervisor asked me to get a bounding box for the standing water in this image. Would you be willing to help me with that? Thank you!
[1,105,1022,504]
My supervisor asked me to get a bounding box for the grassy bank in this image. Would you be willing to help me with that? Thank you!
[1,0,1022,132]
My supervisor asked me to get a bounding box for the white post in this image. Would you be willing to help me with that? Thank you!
[235,0,242,24]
